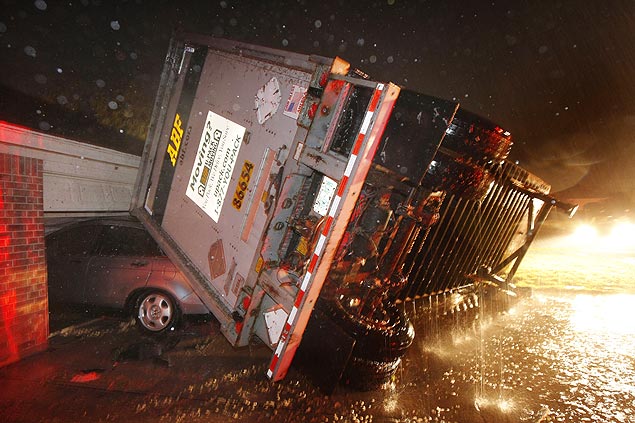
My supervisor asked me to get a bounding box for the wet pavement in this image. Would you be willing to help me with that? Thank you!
[2,239,635,422]
[1,289,634,422]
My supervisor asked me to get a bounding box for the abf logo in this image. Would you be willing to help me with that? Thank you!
[166,113,184,167]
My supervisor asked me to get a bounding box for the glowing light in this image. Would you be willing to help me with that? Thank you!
[609,222,635,247]
[474,396,515,413]
[498,398,514,412]
[569,224,597,244]
[571,294,635,335]
[565,222,635,253]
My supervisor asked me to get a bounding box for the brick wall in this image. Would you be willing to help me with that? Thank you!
[0,153,48,367]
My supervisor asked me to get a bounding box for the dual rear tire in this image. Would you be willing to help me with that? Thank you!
[320,298,414,390]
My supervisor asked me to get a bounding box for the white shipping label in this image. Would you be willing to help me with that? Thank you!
[186,111,246,222]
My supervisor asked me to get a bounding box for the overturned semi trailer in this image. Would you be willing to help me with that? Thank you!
[131,34,575,389]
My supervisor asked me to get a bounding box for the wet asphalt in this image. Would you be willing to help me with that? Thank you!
[2,286,633,423]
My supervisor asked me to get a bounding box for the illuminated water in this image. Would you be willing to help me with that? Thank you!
[398,291,635,423]
[3,232,634,422]
[392,231,635,423]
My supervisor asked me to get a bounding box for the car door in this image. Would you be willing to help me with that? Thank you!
[84,224,155,308]
[46,224,102,304]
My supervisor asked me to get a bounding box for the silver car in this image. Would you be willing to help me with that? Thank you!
[46,217,209,334]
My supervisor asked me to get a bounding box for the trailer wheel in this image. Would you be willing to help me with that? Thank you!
[134,290,180,334]
[321,298,414,362]
[342,356,402,391]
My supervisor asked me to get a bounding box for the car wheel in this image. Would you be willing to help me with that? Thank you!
[135,290,180,334]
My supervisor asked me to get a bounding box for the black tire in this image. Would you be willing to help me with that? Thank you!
[342,356,402,391]
[134,290,180,335]
[320,298,415,362]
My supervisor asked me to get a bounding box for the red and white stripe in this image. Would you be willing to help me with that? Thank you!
[267,83,385,380]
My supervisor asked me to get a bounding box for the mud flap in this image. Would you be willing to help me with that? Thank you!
[293,307,356,395]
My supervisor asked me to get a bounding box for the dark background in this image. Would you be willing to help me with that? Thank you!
[1,0,633,204]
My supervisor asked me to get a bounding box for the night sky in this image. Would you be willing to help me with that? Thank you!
[1,0,633,202]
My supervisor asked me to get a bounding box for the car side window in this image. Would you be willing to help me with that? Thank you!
[47,225,102,256]
[97,225,164,257]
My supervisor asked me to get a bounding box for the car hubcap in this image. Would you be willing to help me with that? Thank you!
[138,292,173,331]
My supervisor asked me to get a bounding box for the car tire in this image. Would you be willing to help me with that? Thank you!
[134,290,180,334]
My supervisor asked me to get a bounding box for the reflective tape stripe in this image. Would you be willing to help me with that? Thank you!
[360,112,374,135]
[267,83,385,380]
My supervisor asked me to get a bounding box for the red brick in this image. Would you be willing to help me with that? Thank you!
[12,259,31,268]
[0,153,46,366]
[12,203,34,211]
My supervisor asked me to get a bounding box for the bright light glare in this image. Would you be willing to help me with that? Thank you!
[474,396,515,413]
[566,221,635,252]
[609,222,635,243]
[571,294,635,335]
[570,224,598,244]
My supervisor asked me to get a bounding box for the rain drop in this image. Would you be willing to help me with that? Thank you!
[314,20,322,29]
[56,67,63,74]
[192,64,202,73]
[356,38,365,47]
[116,94,124,102]
[34,74,47,84]
[538,45,548,54]
[110,20,120,31]
[95,79,106,88]
[220,1,227,8]
[369,55,377,63]
[24,45,37,58]
[129,52,138,60]
[387,0,395,4]
[387,55,394,64]
[282,39,289,47]
[39,121,51,131]
[34,0,47,11]
[119,129,124,133]
[56,95,68,105]
[0,22,7,33]
[108,101,118,110]
[229,18,238,27]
